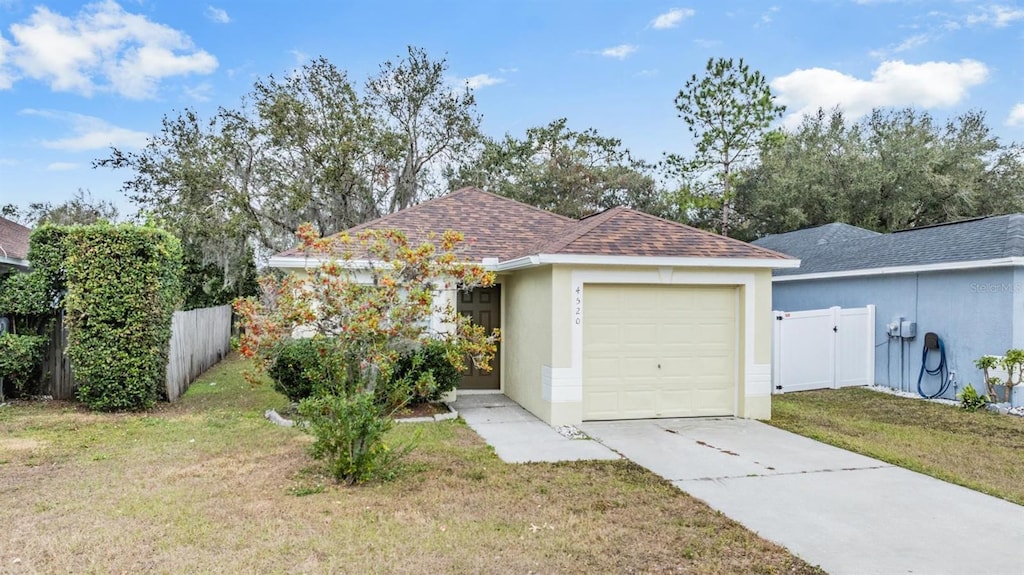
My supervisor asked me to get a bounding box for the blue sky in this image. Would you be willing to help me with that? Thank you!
[1,0,1023,217]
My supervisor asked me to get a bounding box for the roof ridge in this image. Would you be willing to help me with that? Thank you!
[0,215,31,233]
[1004,214,1024,257]
[343,187,576,236]
[624,208,792,259]
[467,187,577,223]
[534,206,625,254]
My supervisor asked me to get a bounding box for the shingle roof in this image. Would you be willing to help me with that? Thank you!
[753,215,1024,276]
[753,222,881,255]
[535,206,790,259]
[277,187,575,261]
[0,216,31,263]
[277,187,791,263]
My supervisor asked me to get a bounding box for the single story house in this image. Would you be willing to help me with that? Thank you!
[753,215,1024,405]
[270,187,797,425]
[0,215,31,272]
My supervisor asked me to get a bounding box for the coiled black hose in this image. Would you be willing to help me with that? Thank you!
[917,336,949,399]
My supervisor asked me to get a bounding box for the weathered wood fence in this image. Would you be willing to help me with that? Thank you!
[42,311,74,400]
[165,305,233,401]
[41,304,232,401]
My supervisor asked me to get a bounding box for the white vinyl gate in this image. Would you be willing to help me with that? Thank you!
[772,305,875,393]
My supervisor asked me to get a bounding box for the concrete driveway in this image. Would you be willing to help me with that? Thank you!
[580,418,1024,575]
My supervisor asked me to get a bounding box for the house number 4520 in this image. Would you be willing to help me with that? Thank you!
[575,285,582,325]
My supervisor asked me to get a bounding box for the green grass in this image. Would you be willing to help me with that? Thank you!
[770,388,1024,506]
[0,354,824,574]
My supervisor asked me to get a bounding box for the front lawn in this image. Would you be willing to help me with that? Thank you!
[0,354,823,574]
[770,388,1024,506]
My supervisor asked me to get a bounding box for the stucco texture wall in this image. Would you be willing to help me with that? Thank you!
[772,268,1018,403]
[500,266,553,422]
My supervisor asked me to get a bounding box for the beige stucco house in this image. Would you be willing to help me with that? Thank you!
[269,187,798,425]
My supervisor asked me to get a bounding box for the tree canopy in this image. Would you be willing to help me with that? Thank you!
[667,57,785,234]
[96,48,481,309]
[732,107,1024,240]
[449,118,661,219]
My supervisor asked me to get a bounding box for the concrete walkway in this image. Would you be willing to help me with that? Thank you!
[580,417,1024,575]
[452,394,618,463]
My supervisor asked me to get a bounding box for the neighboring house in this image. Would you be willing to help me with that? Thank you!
[754,216,1024,405]
[270,187,797,425]
[0,215,31,272]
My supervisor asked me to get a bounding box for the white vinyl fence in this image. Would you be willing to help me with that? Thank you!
[165,304,233,401]
[773,305,875,393]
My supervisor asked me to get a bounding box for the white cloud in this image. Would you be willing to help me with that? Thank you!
[289,49,309,66]
[22,109,149,151]
[636,69,659,77]
[461,73,505,90]
[758,6,780,26]
[0,35,14,89]
[498,67,519,74]
[600,44,637,60]
[5,0,217,98]
[772,59,989,128]
[650,8,695,29]
[46,162,80,171]
[183,82,213,102]
[966,4,1024,27]
[869,34,929,59]
[1007,103,1024,127]
[204,6,230,24]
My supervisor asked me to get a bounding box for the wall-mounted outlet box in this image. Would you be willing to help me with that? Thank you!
[900,320,917,339]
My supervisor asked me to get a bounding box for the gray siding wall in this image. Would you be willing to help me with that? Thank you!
[772,268,1021,404]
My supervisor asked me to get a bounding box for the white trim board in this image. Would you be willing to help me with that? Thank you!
[498,253,799,272]
[774,257,1024,282]
[270,253,801,272]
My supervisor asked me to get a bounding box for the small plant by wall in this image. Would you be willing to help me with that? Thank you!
[956,384,989,411]
[64,223,183,411]
[975,351,1024,404]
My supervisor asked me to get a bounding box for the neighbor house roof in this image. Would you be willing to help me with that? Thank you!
[271,187,796,269]
[753,215,1024,279]
[0,215,31,269]
[753,222,881,255]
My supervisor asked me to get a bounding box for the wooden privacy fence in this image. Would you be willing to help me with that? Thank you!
[42,310,74,400]
[42,304,232,401]
[165,304,233,401]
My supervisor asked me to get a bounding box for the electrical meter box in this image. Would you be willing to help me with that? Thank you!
[887,317,902,337]
[900,320,917,339]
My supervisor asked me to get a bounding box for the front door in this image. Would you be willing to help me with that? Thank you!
[457,285,501,390]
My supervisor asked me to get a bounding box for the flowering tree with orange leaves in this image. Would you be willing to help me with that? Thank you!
[234,224,499,483]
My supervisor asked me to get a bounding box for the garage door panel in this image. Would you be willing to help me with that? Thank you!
[582,284,737,421]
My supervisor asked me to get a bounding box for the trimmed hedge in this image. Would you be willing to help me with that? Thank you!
[391,339,463,403]
[268,338,339,403]
[0,333,48,397]
[64,223,183,411]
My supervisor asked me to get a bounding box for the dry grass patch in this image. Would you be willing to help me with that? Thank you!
[770,387,1024,506]
[0,354,823,574]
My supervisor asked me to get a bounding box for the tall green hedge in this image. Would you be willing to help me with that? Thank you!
[64,223,183,410]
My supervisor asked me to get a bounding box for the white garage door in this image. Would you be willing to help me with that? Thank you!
[583,284,737,420]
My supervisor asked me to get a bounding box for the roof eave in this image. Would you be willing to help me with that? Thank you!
[268,254,502,271]
[0,255,29,269]
[497,253,800,271]
[773,256,1024,282]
